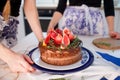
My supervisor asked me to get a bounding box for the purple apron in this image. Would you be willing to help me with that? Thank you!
[59,5,106,36]
[0,13,19,48]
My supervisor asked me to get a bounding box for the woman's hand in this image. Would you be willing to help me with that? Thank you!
[47,26,54,34]
[47,12,63,34]
[109,31,120,39]
[6,53,35,73]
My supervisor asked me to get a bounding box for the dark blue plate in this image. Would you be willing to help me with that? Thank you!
[28,47,94,75]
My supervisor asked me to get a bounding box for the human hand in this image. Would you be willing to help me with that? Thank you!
[47,26,54,34]
[109,31,120,39]
[6,53,35,73]
[39,38,44,43]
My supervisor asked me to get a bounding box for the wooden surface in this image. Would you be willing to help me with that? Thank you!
[92,37,120,50]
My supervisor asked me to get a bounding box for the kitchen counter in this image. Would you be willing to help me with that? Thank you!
[0,32,120,80]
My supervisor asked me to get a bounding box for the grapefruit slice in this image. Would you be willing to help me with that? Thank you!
[50,30,57,40]
[62,34,70,47]
[63,27,71,35]
[68,33,75,41]
[55,28,62,35]
[54,34,63,45]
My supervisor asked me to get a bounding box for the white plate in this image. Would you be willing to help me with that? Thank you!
[28,47,94,74]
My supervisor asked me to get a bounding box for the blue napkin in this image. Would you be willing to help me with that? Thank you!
[96,51,120,66]
[100,76,120,80]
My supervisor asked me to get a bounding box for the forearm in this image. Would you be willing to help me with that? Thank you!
[23,0,43,41]
[106,16,114,32]
[49,11,63,28]
[0,43,35,72]
[0,44,14,63]
[106,16,120,39]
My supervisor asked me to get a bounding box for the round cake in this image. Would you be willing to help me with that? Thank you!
[39,28,82,66]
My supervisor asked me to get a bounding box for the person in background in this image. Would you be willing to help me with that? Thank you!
[47,0,120,39]
[0,0,44,72]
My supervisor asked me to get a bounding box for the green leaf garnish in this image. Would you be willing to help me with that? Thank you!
[68,37,82,49]
[97,42,111,47]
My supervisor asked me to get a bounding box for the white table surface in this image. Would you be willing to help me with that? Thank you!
[0,32,120,80]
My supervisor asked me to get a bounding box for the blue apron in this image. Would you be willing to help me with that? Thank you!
[0,13,19,48]
[59,5,106,36]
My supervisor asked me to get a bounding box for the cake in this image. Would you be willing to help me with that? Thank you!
[39,28,82,66]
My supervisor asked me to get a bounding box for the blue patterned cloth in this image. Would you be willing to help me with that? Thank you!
[0,13,19,48]
[59,5,106,36]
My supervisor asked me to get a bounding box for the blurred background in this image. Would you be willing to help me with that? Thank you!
[18,0,120,41]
